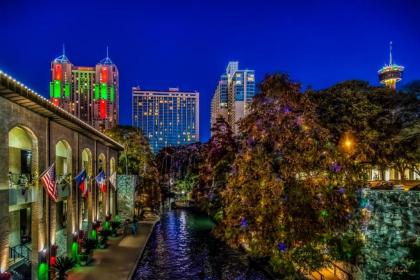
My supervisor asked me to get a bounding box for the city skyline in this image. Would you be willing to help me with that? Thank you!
[1,0,419,141]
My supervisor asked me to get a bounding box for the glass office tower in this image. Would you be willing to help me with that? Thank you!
[211,61,255,134]
[132,87,200,153]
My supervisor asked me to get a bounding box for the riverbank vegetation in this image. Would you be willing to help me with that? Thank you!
[105,125,160,209]
[155,74,420,277]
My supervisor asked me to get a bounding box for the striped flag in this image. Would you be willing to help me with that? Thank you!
[95,170,106,193]
[39,163,58,202]
[109,171,117,191]
[75,169,88,197]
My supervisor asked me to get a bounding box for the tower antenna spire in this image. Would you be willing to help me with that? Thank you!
[389,41,393,65]
[106,46,109,59]
[63,43,66,56]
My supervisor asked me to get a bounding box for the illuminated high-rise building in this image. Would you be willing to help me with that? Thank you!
[378,41,404,90]
[50,46,119,130]
[210,73,228,125]
[132,87,199,153]
[211,61,255,134]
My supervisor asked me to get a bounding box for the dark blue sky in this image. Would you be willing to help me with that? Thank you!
[1,0,419,141]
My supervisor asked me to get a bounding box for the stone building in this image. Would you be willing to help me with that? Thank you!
[0,70,123,278]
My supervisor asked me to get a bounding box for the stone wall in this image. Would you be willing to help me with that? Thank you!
[361,189,420,279]
[117,175,137,220]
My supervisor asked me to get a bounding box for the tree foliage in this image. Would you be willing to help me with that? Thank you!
[216,74,364,274]
[195,116,237,218]
[105,125,160,207]
[310,81,420,178]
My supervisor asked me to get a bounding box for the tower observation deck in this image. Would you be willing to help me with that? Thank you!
[378,41,404,90]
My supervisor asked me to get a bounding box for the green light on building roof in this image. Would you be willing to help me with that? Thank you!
[110,86,115,102]
[101,83,107,100]
[94,84,99,100]
[65,83,70,98]
[54,80,61,98]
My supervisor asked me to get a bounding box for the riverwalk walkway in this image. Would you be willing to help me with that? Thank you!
[68,218,159,280]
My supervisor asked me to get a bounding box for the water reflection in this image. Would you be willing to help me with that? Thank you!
[133,209,272,280]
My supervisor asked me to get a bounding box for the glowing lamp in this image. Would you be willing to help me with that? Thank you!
[339,132,356,155]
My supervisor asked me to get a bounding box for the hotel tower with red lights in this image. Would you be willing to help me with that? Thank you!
[50,47,119,130]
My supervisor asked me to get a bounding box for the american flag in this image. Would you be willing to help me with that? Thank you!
[40,163,58,202]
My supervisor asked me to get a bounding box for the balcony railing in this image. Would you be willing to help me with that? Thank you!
[8,173,37,206]
[8,173,34,189]
[9,188,37,206]
[56,173,71,199]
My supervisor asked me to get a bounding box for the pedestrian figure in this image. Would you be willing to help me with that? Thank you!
[131,219,138,235]
[123,219,130,236]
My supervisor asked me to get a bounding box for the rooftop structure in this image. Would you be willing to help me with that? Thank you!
[378,41,404,90]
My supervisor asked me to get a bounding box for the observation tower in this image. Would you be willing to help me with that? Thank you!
[378,41,404,90]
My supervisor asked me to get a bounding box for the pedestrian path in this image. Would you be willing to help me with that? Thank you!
[68,218,158,280]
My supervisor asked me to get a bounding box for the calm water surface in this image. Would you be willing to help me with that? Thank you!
[133,208,273,280]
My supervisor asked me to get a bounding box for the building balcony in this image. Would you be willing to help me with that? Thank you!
[8,188,37,206]
[56,174,71,199]
[8,173,37,206]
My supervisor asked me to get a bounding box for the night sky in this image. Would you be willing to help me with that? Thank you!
[1,0,419,142]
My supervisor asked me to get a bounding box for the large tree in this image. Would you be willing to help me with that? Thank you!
[310,81,420,178]
[194,116,237,220]
[217,74,364,276]
[105,126,160,207]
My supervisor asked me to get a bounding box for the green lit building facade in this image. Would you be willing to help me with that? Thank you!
[50,48,119,130]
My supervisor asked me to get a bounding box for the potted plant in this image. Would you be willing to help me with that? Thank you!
[98,229,112,248]
[80,238,96,265]
[79,254,88,266]
[52,256,76,280]
[110,220,121,236]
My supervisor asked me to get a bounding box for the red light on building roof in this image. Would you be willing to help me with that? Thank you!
[54,64,62,80]
[101,67,108,83]
[100,100,106,119]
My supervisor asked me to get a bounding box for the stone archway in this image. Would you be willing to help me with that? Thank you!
[97,153,106,220]
[54,140,72,256]
[109,157,116,215]
[7,126,39,274]
[81,149,93,230]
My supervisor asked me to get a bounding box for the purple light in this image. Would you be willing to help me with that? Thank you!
[284,105,291,114]
[240,217,247,229]
[338,187,345,194]
[278,242,287,252]
[331,162,341,173]
[247,137,255,147]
